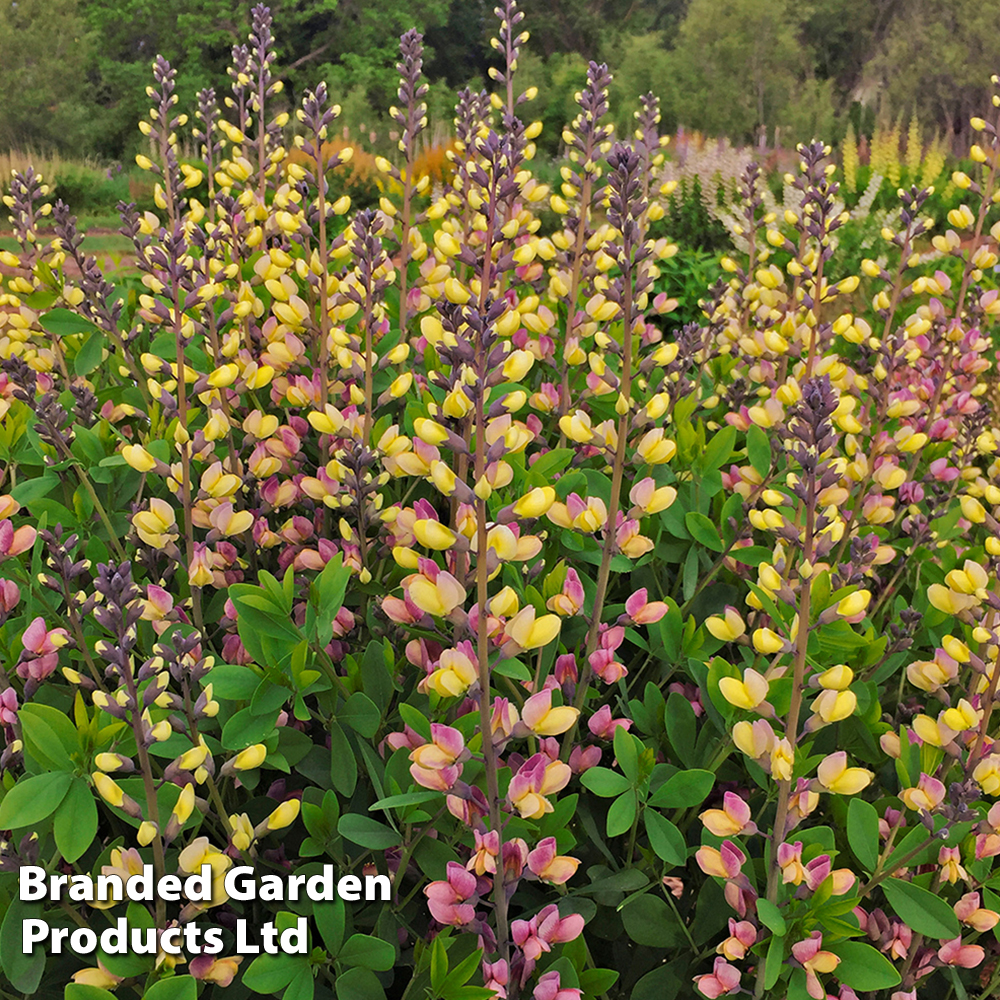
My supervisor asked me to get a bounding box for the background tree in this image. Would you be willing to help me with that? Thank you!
[665,0,825,145]
[0,0,92,151]
[867,0,1000,145]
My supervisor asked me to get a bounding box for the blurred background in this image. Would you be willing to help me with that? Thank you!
[1,0,996,264]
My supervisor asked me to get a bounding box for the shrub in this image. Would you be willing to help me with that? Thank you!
[3,4,1000,1000]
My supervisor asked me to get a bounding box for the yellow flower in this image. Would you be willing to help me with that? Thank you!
[133,498,178,548]
[413,520,457,550]
[719,669,769,710]
[770,738,794,781]
[233,744,267,771]
[811,689,857,723]
[835,590,870,618]
[172,783,196,825]
[706,607,745,642]
[513,487,556,518]
[816,751,872,795]
[635,428,677,465]
[940,698,981,732]
[817,665,853,690]
[503,607,562,650]
[265,799,300,831]
[229,813,254,852]
[752,628,784,654]
[93,772,125,808]
[122,444,158,473]
[973,755,1000,795]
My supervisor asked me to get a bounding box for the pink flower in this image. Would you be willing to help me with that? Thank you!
[568,745,601,773]
[189,954,242,986]
[17,616,70,683]
[546,568,585,616]
[717,918,756,960]
[0,518,36,558]
[483,960,509,999]
[0,578,20,615]
[526,837,580,885]
[0,687,17,726]
[424,862,479,926]
[511,904,584,965]
[587,704,632,740]
[588,648,627,683]
[624,588,668,624]
[791,931,840,999]
[696,840,746,879]
[410,724,468,770]
[533,971,582,1000]
[508,754,571,819]
[491,697,519,742]
[467,830,501,876]
[693,957,741,998]
[699,791,756,838]
[409,724,469,790]
[938,936,985,968]
[954,891,999,932]
[384,725,425,753]
[516,690,579,738]
[777,841,807,885]
[554,654,578,687]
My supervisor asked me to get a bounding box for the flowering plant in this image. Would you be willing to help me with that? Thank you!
[3,5,1000,1000]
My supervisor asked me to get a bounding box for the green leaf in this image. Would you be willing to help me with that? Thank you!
[882,877,960,939]
[580,766,631,798]
[206,664,261,701]
[330,721,357,797]
[746,424,772,475]
[756,898,786,936]
[315,897,346,956]
[74,329,107,376]
[847,798,879,871]
[1,899,45,992]
[40,309,98,338]
[685,511,724,552]
[221,707,278,750]
[337,814,399,850]
[66,987,119,1000]
[142,976,198,1000]
[340,691,381,738]
[700,425,737,472]
[335,967,386,1000]
[369,790,442,812]
[0,771,73,828]
[606,790,637,837]
[314,554,351,647]
[242,954,302,993]
[20,702,78,771]
[832,941,902,991]
[621,893,682,947]
[284,966,315,1000]
[492,658,531,680]
[338,933,395,971]
[613,726,639,782]
[11,472,59,505]
[648,768,715,809]
[527,447,574,484]
[664,691,698,767]
[54,777,99,863]
[579,969,619,995]
[644,810,687,866]
[764,933,785,989]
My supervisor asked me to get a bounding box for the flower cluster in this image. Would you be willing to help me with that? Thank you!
[4,4,1000,999]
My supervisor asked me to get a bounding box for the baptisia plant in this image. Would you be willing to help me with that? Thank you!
[3,3,1000,1000]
